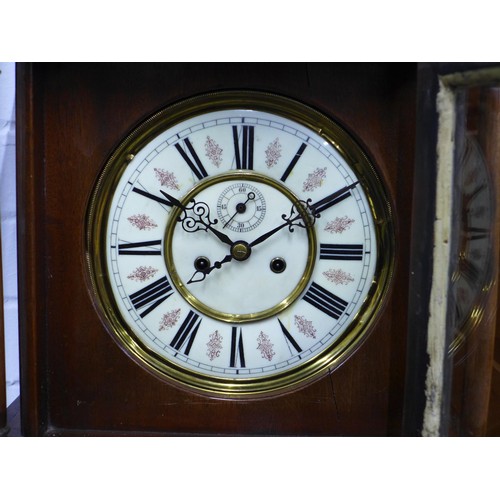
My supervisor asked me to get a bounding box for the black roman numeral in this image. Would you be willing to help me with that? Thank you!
[278,319,302,354]
[170,310,202,356]
[280,143,307,182]
[466,227,489,241]
[132,186,175,208]
[118,240,162,255]
[303,282,348,319]
[230,327,246,368]
[233,125,254,170]
[319,243,363,261]
[311,181,359,215]
[129,276,173,318]
[175,138,208,180]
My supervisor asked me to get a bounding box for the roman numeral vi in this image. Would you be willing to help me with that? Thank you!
[230,327,246,368]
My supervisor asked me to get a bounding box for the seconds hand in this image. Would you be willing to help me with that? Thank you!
[223,192,256,229]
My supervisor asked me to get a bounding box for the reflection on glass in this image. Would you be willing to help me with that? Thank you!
[449,87,500,436]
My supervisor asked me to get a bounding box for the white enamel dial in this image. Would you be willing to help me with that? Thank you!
[87,92,394,397]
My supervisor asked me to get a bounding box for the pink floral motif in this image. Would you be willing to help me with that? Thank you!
[205,136,223,167]
[127,266,158,282]
[155,168,180,190]
[206,330,223,361]
[294,315,317,339]
[128,214,157,230]
[323,268,354,285]
[325,216,355,234]
[303,167,327,192]
[265,138,282,168]
[257,331,275,361]
[159,308,181,331]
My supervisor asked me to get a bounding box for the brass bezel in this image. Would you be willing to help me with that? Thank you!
[86,90,395,398]
[164,171,316,323]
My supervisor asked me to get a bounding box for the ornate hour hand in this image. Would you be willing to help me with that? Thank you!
[187,254,233,284]
[187,241,252,284]
[160,190,234,247]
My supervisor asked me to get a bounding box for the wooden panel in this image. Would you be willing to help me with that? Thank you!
[17,63,417,436]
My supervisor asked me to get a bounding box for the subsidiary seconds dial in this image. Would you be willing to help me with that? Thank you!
[217,182,266,232]
[86,91,395,398]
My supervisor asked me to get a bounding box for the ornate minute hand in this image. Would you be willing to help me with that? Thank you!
[248,181,360,249]
[248,219,292,248]
[160,190,234,247]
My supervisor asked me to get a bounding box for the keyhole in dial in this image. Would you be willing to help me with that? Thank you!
[194,256,211,272]
[270,257,287,274]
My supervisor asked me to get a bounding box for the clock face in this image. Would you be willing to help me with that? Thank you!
[86,92,394,397]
